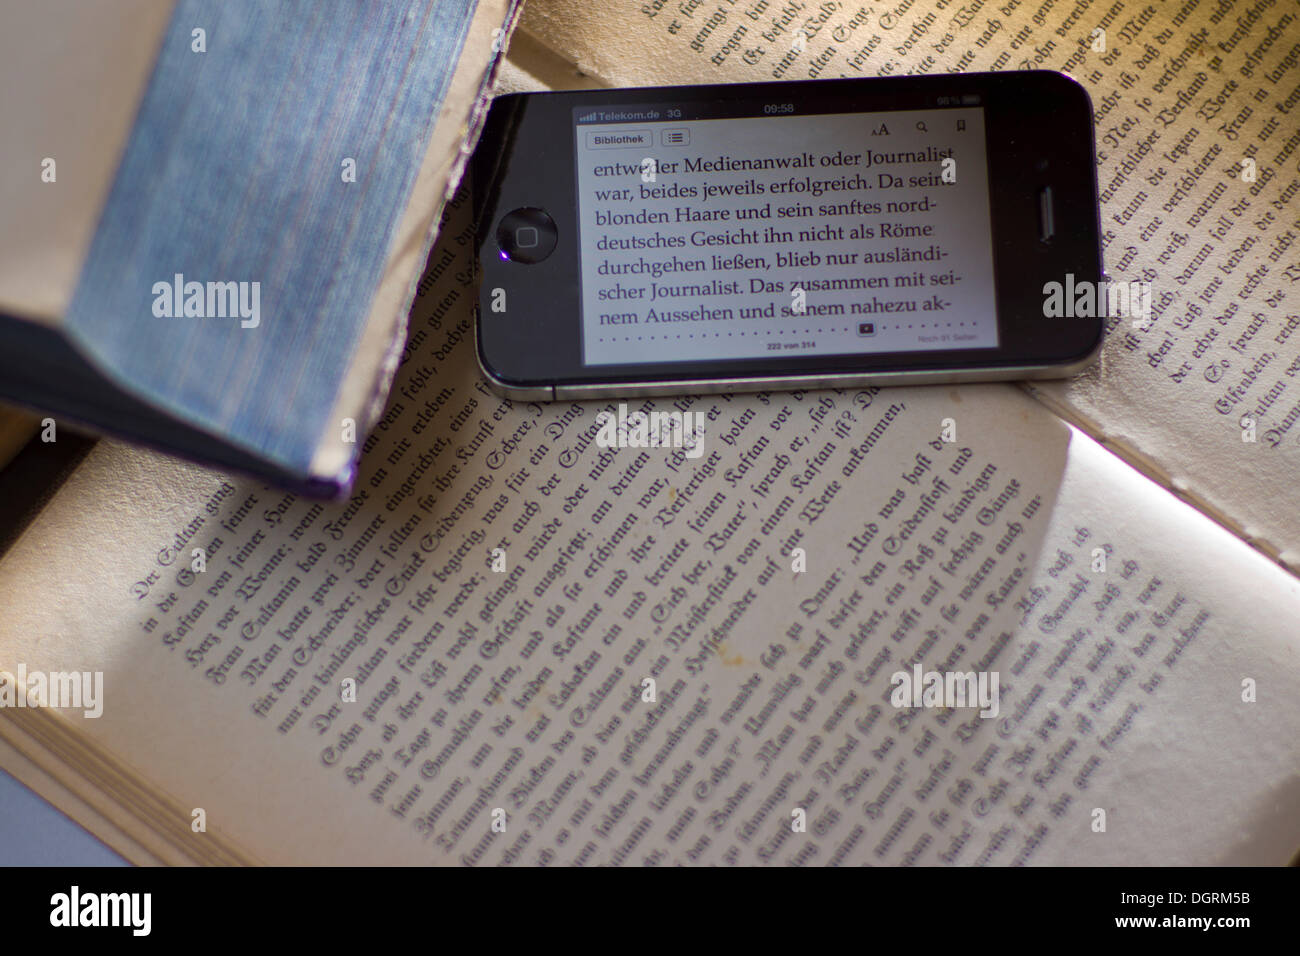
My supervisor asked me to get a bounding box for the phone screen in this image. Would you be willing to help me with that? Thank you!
[572,103,999,367]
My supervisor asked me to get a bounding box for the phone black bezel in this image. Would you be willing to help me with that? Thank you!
[473,71,1103,390]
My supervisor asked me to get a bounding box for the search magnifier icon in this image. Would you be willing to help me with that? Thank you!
[916,121,928,132]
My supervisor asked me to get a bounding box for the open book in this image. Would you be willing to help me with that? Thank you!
[0,0,521,495]
[0,0,1297,866]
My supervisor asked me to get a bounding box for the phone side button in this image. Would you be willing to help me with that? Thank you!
[1037,187,1055,243]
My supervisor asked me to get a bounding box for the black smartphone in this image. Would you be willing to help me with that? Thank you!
[472,71,1104,401]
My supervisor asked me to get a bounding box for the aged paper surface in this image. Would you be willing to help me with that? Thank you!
[2,191,1296,865]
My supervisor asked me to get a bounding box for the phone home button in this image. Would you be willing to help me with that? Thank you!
[496,207,558,263]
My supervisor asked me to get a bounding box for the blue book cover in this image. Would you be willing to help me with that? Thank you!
[0,0,521,497]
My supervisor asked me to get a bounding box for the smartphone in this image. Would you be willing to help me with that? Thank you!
[472,71,1103,401]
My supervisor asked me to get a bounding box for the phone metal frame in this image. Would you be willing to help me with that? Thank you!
[474,313,1103,401]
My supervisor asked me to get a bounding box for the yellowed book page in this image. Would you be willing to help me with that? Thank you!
[1,192,1297,865]
[496,25,608,94]
[516,0,1300,571]
[0,0,176,324]
[1029,2,1300,573]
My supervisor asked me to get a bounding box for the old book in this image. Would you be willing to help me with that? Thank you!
[0,0,522,495]
[1,0,1297,866]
